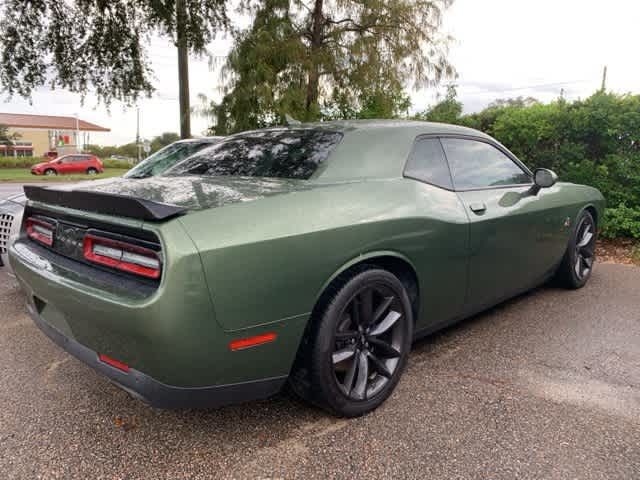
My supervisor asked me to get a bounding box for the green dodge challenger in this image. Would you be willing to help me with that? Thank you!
[9,120,604,417]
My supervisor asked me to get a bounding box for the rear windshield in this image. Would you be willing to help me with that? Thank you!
[165,129,343,180]
[125,141,213,179]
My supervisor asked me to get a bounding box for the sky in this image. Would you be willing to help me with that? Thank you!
[1,0,638,146]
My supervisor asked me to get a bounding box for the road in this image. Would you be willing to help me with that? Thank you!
[0,182,72,199]
[0,264,638,479]
[0,183,27,198]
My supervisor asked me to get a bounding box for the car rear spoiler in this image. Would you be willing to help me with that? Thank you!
[23,186,187,222]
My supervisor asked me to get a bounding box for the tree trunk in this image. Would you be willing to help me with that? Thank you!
[305,0,324,118]
[176,0,191,138]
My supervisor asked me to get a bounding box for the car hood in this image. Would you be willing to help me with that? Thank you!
[42,175,314,211]
[31,162,49,169]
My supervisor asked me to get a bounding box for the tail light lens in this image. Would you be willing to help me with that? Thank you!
[83,234,162,279]
[26,217,54,246]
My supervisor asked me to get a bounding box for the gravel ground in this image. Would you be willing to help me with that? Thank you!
[0,264,639,479]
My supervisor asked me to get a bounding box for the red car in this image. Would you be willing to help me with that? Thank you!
[31,154,104,176]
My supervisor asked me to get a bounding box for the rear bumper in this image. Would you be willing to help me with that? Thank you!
[26,298,287,409]
[0,199,23,272]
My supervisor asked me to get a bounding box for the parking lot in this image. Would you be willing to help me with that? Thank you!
[1,263,639,479]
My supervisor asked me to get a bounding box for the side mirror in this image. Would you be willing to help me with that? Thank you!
[530,168,558,195]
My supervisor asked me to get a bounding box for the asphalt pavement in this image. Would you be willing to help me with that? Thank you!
[0,183,27,198]
[0,264,638,479]
[0,182,73,199]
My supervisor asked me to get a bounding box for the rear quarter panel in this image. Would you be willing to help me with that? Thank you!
[179,178,470,333]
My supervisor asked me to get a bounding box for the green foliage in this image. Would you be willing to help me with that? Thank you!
[0,156,131,169]
[85,131,180,161]
[86,144,137,159]
[0,156,42,168]
[102,159,133,169]
[0,1,227,105]
[0,123,20,145]
[211,0,455,134]
[601,205,640,239]
[420,89,640,238]
[151,132,181,153]
[414,84,462,123]
[322,87,411,121]
[0,168,128,182]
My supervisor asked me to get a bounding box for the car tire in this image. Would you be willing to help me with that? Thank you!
[87,167,98,175]
[555,210,597,289]
[44,168,57,176]
[290,266,413,417]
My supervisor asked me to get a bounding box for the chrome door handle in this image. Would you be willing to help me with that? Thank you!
[469,202,487,214]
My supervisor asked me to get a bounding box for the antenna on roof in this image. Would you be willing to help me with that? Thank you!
[284,114,301,126]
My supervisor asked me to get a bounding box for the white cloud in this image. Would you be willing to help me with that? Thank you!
[1,0,637,144]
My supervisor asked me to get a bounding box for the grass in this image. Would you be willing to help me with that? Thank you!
[0,168,129,182]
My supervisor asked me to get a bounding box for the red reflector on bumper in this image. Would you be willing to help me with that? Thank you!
[229,333,277,351]
[99,354,130,373]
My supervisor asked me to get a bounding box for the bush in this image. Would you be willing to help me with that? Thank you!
[102,158,132,169]
[0,156,131,169]
[601,205,640,239]
[424,90,640,238]
[0,156,43,168]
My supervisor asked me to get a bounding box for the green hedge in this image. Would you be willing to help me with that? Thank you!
[0,156,43,168]
[422,90,640,239]
[102,159,132,169]
[0,156,131,169]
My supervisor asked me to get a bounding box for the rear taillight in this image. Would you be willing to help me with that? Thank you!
[26,217,54,246]
[83,234,161,279]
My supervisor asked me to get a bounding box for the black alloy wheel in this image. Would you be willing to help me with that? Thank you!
[573,215,596,280]
[290,267,413,417]
[556,210,597,289]
[332,284,406,401]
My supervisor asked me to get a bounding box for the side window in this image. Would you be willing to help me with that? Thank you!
[404,137,453,189]
[441,138,531,190]
[60,156,73,163]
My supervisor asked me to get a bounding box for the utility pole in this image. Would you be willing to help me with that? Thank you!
[600,65,608,92]
[176,0,191,139]
[74,113,80,152]
[136,107,141,163]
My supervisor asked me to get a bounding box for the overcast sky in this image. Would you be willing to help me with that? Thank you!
[1,0,637,145]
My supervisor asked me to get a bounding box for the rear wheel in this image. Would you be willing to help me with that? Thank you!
[290,267,413,417]
[44,168,57,176]
[87,167,98,175]
[555,210,597,289]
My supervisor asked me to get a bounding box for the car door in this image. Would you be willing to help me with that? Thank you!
[71,155,87,173]
[57,156,74,174]
[440,136,558,312]
[403,136,469,328]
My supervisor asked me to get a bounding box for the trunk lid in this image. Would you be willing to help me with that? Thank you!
[29,175,310,217]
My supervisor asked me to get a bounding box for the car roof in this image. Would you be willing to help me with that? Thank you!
[247,119,492,139]
[191,121,511,182]
[174,136,224,144]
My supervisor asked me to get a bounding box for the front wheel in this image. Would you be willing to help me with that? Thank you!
[290,267,413,417]
[87,167,98,175]
[44,168,57,176]
[555,210,597,289]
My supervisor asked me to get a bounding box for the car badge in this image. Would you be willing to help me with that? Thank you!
[563,217,571,228]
